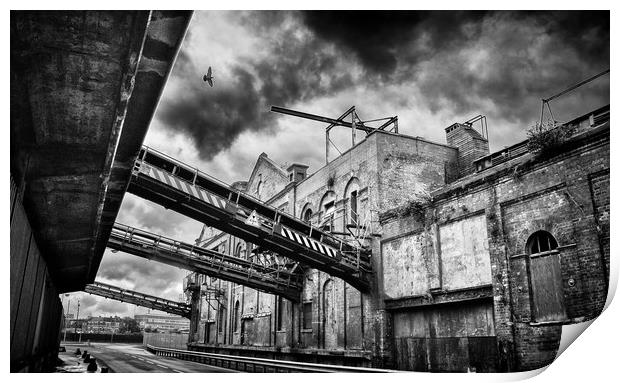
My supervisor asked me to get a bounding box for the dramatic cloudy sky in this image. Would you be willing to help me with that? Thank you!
[66,10,609,319]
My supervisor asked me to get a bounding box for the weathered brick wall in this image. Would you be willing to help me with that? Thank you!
[589,169,610,286]
[430,125,609,371]
[189,122,608,372]
[375,133,458,213]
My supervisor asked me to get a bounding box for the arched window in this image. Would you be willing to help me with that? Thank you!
[233,301,240,332]
[344,178,361,226]
[303,208,313,222]
[301,203,314,224]
[526,231,559,254]
[319,191,337,231]
[256,174,263,199]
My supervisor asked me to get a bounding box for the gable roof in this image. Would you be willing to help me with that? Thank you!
[246,152,288,187]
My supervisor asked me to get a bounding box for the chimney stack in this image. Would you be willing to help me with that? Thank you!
[445,122,490,178]
[287,163,309,183]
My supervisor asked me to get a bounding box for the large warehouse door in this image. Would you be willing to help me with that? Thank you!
[392,299,498,372]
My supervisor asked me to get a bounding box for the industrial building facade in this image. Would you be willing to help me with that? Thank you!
[185,105,610,372]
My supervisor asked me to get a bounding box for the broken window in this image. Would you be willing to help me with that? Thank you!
[319,191,336,231]
[350,190,358,225]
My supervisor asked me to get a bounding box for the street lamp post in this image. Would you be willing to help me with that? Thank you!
[63,295,71,343]
[75,299,81,343]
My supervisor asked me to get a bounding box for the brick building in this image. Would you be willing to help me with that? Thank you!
[83,316,122,334]
[135,313,190,333]
[185,105,609,372]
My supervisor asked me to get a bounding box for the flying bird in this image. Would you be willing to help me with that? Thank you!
[203,66,214,87]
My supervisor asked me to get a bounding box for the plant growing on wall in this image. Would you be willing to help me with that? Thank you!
[526,119,575,157]
[397,191,433,220]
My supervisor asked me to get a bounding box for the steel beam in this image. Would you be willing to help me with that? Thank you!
[85,281,191,318]
[108,223,303,301]
[271,106,375,133]
[125,147,372,292]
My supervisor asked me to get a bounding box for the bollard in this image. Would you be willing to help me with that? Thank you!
[75,348,81,355]
[87,358,98,372]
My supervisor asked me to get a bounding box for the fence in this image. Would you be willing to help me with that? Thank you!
[146,345,395,373]
[62,332,143,343]
[142,332,188,350]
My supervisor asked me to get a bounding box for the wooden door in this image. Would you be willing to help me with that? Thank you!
[530,253,567,322]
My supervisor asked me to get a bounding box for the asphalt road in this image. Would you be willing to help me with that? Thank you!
[60,343,235,373]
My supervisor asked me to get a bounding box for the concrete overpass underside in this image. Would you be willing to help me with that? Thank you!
[10,11,192,371]
[11,11,192,293]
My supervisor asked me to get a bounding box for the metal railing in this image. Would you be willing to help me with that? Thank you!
[146,344,396,373]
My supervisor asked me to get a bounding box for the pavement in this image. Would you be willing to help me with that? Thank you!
[58,343,235,373]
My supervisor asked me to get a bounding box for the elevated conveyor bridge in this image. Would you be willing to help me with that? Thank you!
[84,281,191,318]
[126,146,372,292]
[109,223,303,301]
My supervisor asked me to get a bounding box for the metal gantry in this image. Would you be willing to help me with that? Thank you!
[270,105,398,164]
[108,223,303,301]
[126,146,372,292]
[84,281,191,318]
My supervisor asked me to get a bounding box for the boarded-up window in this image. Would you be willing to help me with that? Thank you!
[218,307,226,332]
[527,231,567,322]
[276,297,284,331]
[303,302,312,329]
[233,301,240,332]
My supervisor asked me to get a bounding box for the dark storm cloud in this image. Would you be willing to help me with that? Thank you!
[300,10,608,77]
[300,10,609,130]
[412,11,609,127]
[158,61,263,159]
[156,10,608,161]
[155,11,353,161]
[301,11,488,76]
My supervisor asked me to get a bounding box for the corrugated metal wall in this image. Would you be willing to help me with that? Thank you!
[10,176,63,372]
